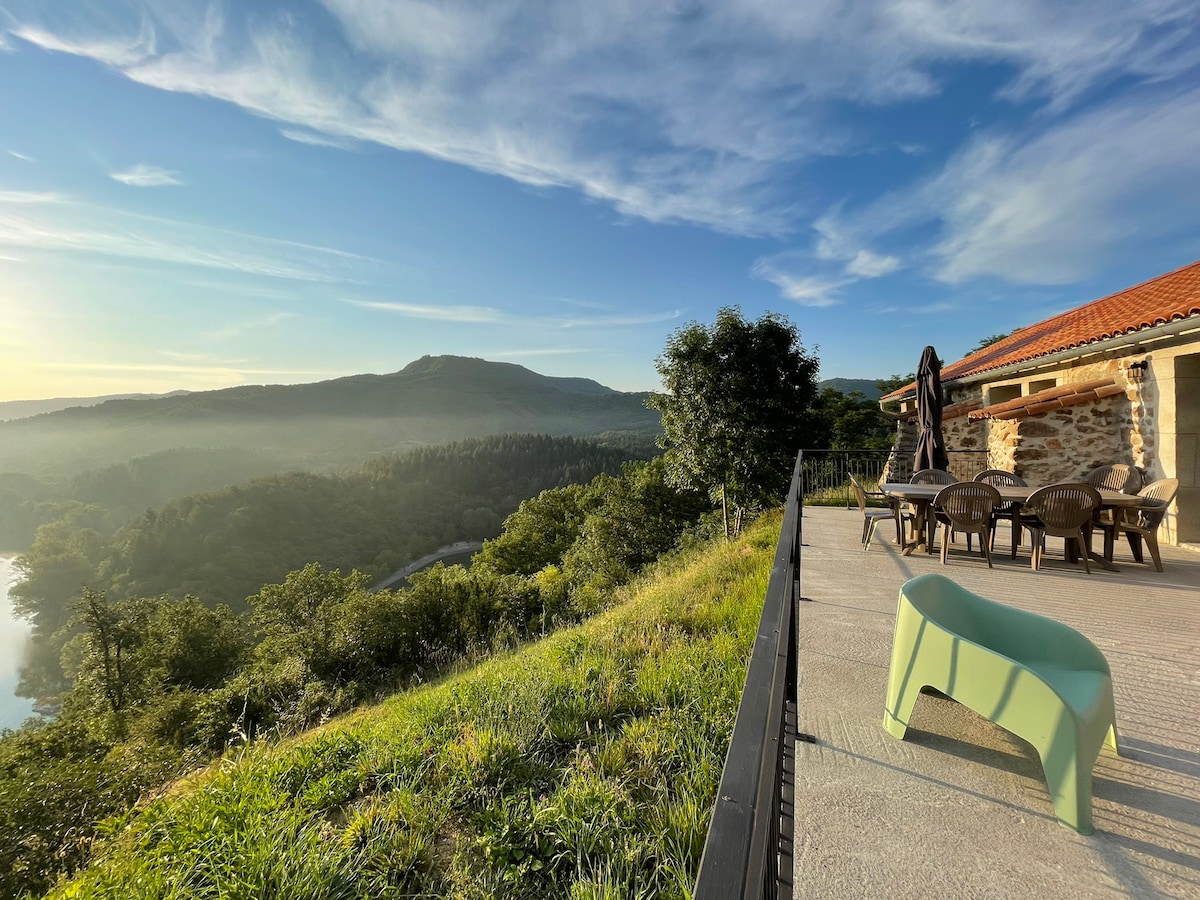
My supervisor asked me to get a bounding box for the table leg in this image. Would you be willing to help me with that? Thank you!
[901,500,931,556]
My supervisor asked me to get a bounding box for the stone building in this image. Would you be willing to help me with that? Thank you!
[881,260,1200,547]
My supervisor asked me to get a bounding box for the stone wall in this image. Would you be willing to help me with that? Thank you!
[891,355,1150,485]
[1006,395,1135,483]
[887,340,1200,545]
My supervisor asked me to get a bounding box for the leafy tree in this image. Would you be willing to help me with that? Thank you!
[875,373,915,415]
[562,457,709,599]
[970,332,1011,353]
[475,484,595,577]
[250,563,371,681]
[70,589,149,724]
[808,388,894,450]
[875,373,915,396]
[647,307,820,537]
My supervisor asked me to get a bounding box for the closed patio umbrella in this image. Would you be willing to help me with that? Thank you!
[914,345,949,472]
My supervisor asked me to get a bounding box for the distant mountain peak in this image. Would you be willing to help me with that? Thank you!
[0,357,659,477]
[396,355,617,396]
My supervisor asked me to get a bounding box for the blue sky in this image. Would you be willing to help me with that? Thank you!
[2,1,1199,401]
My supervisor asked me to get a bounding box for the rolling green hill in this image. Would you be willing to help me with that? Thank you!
[818,377,883,399]
[0,356,662,477]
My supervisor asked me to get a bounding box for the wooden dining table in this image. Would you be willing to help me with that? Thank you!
[879,482,1144,571]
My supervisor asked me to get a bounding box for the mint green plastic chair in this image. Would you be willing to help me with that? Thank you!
[883,573,1119,834]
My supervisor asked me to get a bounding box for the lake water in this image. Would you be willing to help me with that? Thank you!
[0,556,37,731]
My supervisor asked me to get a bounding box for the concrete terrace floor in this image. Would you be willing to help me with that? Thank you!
[792,506,1200,899]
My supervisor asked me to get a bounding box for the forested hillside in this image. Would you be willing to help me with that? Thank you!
[1,446,712,898]
[0,356,661,478]
[11,434,650,695]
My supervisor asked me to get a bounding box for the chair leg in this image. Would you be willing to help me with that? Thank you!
[982,526,993,568]
[1040,738,1097,835]
[1076,530,1091,575]
[1145,531,1163,572]
[866,516,883,551]
[1125,531,1145,563]
[940,524,950,565]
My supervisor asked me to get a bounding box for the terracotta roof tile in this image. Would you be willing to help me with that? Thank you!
[895,398,981,422]
[967,377,1124,421]
[882,260,1200,399]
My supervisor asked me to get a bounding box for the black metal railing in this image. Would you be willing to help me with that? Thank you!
[694,451,803,900]
[801,448,991,507]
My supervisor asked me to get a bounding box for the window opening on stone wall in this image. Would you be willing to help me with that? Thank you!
[986,384,1022,406]
[1029,378,1057,394]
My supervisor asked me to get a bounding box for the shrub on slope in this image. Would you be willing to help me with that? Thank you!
[48,513,779,900]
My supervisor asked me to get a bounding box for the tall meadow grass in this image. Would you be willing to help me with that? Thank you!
[49,513,779,899]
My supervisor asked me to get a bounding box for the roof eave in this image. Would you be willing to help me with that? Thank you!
[882,313,1200,404]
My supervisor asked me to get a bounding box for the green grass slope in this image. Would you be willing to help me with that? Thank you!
[47,514,780,900]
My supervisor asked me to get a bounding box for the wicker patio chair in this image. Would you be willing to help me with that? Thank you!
[1021,483,1102,574]
[974,469,1028,558]
[910,469,957,485]
[1099,478,1178,572]
[932,482,1000,568]
[850,473,908,550]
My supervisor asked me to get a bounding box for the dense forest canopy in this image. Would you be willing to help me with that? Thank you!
[11,434,653,695]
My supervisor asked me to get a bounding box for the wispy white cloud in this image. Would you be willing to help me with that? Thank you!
[110,163,183,187]
[203,311,298,342]
[928,86,1200,283]
[6,150,34,162]
[10,359,337,378]
[0,190,374,283]
[343,299,504,323]
[156,349,224,363]
[491,348,598,358]
[749,259,851,308]
[0,190,65,204]
[344,297,681,329]
[280,128,357,150]
[845,249,902,279]
[551,296,611,311]
[554,310,683,329]
[9,18,156,67]
[835,82,1200,284]
[753,215,903,306]
[7,1,1197,240]
[911,301,958,315]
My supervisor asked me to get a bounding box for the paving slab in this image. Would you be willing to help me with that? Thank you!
[793,506,1200,899]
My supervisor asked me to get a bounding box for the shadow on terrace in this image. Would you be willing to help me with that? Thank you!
[794,503,1200,899]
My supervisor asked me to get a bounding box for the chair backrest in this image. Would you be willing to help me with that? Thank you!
[911,468,956,485]
[933,482,999,531]
[848,473,870,513]
[974,468,1027,488]
[1023,483,1102,531]
[1082,464,1141,494]
[1133,478,1179,529]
